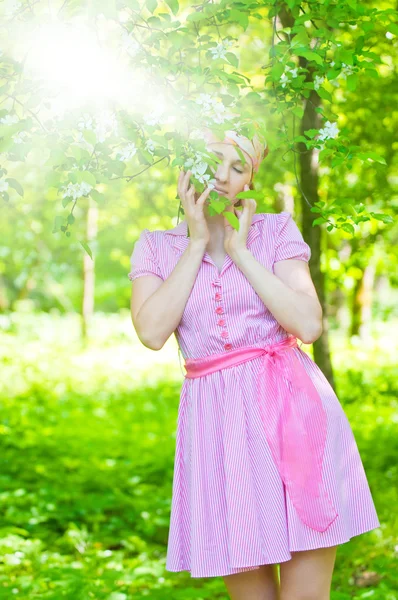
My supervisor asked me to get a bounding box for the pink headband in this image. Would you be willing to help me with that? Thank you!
[202,127,269,174]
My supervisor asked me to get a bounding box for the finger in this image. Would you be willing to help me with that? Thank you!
[183,169,191,193]
[196,186,212,207]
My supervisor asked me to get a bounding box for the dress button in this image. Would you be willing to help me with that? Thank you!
[224,343,232,351]
[217,319,226,327]
[215,307,223,315]
[212,281,221,287]
[215,293,222,301]
[221,331,229,339]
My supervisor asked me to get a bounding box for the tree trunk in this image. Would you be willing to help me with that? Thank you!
[278,5,337,392]
[350,264,375,340]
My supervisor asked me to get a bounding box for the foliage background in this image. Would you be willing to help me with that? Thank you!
[1,0,397,597]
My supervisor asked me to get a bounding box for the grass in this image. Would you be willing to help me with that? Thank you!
[0,311,397,599]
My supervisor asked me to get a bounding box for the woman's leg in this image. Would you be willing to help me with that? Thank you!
[279,546,338,600]
[222,564,280,600]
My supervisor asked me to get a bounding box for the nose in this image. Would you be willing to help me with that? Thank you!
[215,162,228,183]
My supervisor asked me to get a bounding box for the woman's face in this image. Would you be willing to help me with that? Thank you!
[205,142,253,204]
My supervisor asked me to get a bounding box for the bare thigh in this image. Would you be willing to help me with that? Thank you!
[279,546,338,600]
[223,564,280,600]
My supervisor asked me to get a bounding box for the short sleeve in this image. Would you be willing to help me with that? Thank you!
[128,229,164,282]
[274,211,311,263]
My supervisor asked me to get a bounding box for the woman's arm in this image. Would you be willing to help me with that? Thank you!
[131,240,206,350]
[232,251,323,345]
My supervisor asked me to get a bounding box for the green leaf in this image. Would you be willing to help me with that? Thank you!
[226,52,239,68]
[317,88,333,102]
[346,73,358,92]
[90,189,105,204]
[5,177,24,196]
[356,152,387,165]
[387,23,398,36]
[53,215,65,233]
[341,223,355,234]
[80,240,93,259]
[304,129,319,139]
[146,0,157,13]
[293,49,324,66]
[292,105,304,118]
[223,210,240,230]
[229,9,249,30]
[83,129,96,146]
[80,171,97,186]
[312,217,328,226]
[235,189,264,200]
[187,11,206,22]
[165,0,179,15]
[370,212,394,224]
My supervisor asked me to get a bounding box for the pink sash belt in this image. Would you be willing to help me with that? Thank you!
[183,335,338,533]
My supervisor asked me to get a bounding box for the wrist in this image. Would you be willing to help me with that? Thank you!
[231,247,251,266]
[188,239,207,254]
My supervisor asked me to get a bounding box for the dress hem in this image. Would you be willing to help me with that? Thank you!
[165,521,381,579]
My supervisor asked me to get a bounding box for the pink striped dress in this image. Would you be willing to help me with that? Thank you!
[128,210,381,579]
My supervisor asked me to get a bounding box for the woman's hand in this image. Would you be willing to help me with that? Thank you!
[177,169,211,247]
[223,184,257,260]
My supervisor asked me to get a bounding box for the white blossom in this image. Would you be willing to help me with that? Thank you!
[285,65,298,78]
[77,114,94,131]
[0,114,19,125]
[121,31,141,58]
[62,181,93,200]
[145,139,155,154]
[209,39,234,60]
[195,94,233,125]
[314,75,325,90]
[13,131,28,144]
[196,94,214,112]
[0,180,9,192]
[330,61,335,67]
[212,101,229,124]
[143,109,163,127]
[340,62,355,80]
[318,121,339,141]
[280,73,289,88]
[117,142,137,162]
[184,153,211,185]
[94,110,118,142]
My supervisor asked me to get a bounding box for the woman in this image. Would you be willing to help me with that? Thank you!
[128,127,380,599]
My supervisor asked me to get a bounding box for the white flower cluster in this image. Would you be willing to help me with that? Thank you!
[209,39,234,60]
[145,138,155,154]
[121,31,141,58]
[317,120,339,141]
[13,131,29,144]
[195,94,233,125]
[62,181,93,200]
[328,62,356,88]
[184,153,211,185]
[314,75,325,91]
[280,64,299,88]
[143,109,164,127]
[77,110,118,145]
[0,114,19,125]
[0,179,9,193]
[117,142,137,162]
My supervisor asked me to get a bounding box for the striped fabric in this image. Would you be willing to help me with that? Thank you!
[128,211,381,578]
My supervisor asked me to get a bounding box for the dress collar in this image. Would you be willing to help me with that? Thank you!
[163,212,266,277]
[164,211,265,237]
